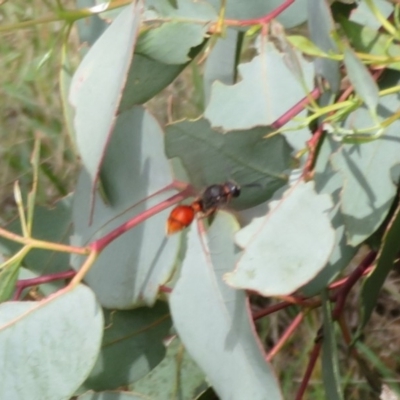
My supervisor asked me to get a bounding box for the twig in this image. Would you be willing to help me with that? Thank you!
[13,269,76,300]
[332,251,377,320]
[295,334,323,400]
[267,312,304,361]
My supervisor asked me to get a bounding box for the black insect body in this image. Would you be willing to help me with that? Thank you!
[198,181,241,214]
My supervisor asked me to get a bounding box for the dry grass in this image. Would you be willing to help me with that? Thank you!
[0,0,78,217]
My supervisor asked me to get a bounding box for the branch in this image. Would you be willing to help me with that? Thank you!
[13,269,76,300]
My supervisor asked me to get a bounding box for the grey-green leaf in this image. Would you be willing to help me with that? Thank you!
[0,285,103,400]
[301,138,358,296]
[204,29,240,104]
[69,2,142,183]
[331,92,400,246]
[170,212,283,400]
[307,0,340,92]
[226,181,335,295]
[344,48,379,114]
[205,41,314,130]
[71,106,180,308]
[205,0,307,28]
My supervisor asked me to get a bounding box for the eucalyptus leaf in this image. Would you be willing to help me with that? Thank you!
[344,48,379,115]
[205,41,314,130]
[69,2,142,184]
[226,181,335,296]
[165,118,293,209]
[71,106,180,309]
[331,94,400,246]
[78,391,149,400]
[307,0,340,92]
[0,196,73,296]
[81,302,172,391]
[360,203,400,331]
[205,0,307,28]
[130,336,207,399]
[204,29,240,104]
[170,212,283,400]
[340,18,400,71]
[350,0,393,30]
[0,285,103,400]
[322,293,344,400]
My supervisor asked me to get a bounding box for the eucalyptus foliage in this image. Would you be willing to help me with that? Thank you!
[1,0,400,399]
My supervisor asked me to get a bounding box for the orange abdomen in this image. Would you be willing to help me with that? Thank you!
[166,205,196,235]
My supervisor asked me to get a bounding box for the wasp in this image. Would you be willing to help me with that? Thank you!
[166,181,241,235]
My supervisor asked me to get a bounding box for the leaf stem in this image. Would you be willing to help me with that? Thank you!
[90,186,193,252]
[295,336,322,400]
[224,0,295,27]
[270,87,321,130]
[331,251,377,320]
[0,227,89,255]
[267,312,304,361]
[13,269,76,300]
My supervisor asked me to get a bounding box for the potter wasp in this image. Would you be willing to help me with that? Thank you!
[166,181,241,235]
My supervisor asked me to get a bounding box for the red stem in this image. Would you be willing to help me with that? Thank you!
[295,337,323,400]
[267,312,304,361]
[252,255,376,321]
[227,0,295,26]
[302,125,325,179]
[271,87,321,130]
[159,285,172,294]
[13,269,76,300]
[91,187,192,252]
[332,251,377,320]
[252,301,292,320]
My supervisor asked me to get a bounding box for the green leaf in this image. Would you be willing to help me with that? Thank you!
[205,41,314,130]
[136,22,207,65]
[165,118,292,209]
[340,18,400,71]
[331,85,400,246]
[170,212,283,399]
[360,202,400,331]
[118,53,190,112]
[130,336,207,399]
[0,196,73,296]
[71,106,180,309]
[78,391,149,400]
[287,35,331,58]
[0,285,103,400]
[321,293,344,400]
[226,181,335,296]
[69,2,142,184]
[81,302,172,391]
[0,252,25,302]
[307,0,340,92]
[344,48,379,114]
